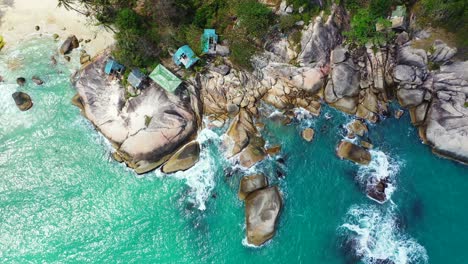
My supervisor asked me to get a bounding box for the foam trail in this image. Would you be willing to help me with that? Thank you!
[155,128,223,211]
[339,204,428,264]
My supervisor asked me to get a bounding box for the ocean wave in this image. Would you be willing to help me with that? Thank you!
[357,150,401,203]
[339,204,428,264]
[155,128,223,211]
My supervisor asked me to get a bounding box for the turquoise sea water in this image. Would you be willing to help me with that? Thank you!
[1,38,467,263]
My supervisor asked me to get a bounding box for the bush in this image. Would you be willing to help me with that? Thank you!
[115,8,142,32]
[279,15,297,32]
[235,0,273,39]
[227,29,256,70]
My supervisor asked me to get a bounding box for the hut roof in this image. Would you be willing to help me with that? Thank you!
[173,45,199,69]
[149,64,182,93]
[128,69,145,88]
[105,59,125,75]
[202,29,218,53]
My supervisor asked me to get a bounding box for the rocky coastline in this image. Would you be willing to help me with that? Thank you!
[69,2,467,247]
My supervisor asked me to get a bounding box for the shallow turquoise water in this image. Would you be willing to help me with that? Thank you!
[0,38,467,263]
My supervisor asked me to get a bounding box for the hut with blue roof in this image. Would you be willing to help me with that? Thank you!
[127,69,146,89]
[105,58,125,76]
[202,29,218,54]
[173,45,199,69]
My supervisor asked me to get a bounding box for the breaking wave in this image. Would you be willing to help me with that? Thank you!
[357,150,401,203]
[155,128,223,211]
[339,204,428,264]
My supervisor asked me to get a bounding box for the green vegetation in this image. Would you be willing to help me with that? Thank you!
[415,0,468,46]
[58,0,332,71]
[344,0,400,46]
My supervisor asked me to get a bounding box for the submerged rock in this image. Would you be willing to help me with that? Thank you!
[162,141,200,174]
[245,186,282,246]
[238,174,268,200]
[16,77,26,86]
[31,76,44,85]
[12,92,33,111]
[73,52,199,174]
[336,141,371,165]
[60,35,79,55]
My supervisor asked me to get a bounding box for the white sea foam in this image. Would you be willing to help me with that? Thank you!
[357,150,401,202]
[340,204,428,264]
[155,128,222,211]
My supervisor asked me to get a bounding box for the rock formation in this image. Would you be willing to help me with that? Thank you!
[60,35,79,55]
[73,52,200,174]
[245,186,282,246]
[336,141,371,165]
[238,174,268,200]
[394,40,468,164]
[12,92,33,111]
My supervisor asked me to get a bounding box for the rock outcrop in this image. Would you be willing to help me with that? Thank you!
[245,186,282,246]
[238,174,268,200]
[60,35,79,55]
[394,40,468,164]
[336,141,371,165]
[302,127,315,142]
[162,141,200,174]
[12,92,33,111]
[73,52,200,174]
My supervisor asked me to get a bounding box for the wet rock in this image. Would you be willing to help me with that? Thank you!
[348,120,368,137]
[12,92,33,111]
[395,109,404,119]
[239,139,266,168]
[35,25,40,31]
[60,35,79,55]
[366,177,390,203]
[360,140,373,149]
[336,141,371,165]
[162,141,200,174]
[266,145,281,156]
[301,127,315,142]
[31,76,44,85]
[51,56,57,65]
[53,33,59,40]
[238,174,268,200]
[64,56,71,62]
[16,77,26,86]
[245,186,282,246]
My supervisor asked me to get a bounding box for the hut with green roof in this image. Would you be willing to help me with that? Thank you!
[149,64,182,93]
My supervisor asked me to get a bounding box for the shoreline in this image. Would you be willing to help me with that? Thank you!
[0,0,114,56]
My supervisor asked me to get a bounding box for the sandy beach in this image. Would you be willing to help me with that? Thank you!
[0,0,114,55]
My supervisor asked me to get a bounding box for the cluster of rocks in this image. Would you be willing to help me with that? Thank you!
[393,35,468,163]
[72,52,202,174]
[238,173,282,246]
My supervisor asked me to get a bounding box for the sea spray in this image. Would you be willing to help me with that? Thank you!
[155,128,224,211]
[357,150,401,203]
[339,204,428,264]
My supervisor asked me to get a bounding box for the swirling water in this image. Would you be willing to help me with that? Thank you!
[1,38,467,263]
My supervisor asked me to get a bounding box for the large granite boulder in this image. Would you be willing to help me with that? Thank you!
[429,40,457,63]
[336,141,371,165]
[238,174,268,200]
[12,92,33,111]
[245,186,282,246]
[162,141,200,174]
[73,53,199,174]
[424,64,468,163]
[60,35,79,55]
